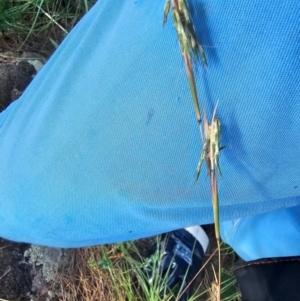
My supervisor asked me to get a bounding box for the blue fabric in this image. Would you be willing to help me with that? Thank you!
[0,0,300,247]
[221,205,300,260]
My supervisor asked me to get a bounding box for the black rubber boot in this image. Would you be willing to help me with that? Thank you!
[234,256,300,301]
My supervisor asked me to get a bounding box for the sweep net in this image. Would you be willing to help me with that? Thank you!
[0,0,299,247]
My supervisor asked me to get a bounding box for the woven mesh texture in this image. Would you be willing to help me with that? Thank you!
[0,0,299,247]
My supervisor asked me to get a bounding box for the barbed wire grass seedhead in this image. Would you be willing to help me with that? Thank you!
[163,0,207,126]
[164,0,208,67]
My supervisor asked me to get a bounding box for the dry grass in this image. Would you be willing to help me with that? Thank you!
[59,246,110,301]
[59,246,132,301]
[58,239,155,301]
[56,231,240,301]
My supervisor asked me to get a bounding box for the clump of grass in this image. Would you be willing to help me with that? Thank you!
[58,240,152,301]
[58,234,240,301]
[203,241,241,301]
[0,0,96,56]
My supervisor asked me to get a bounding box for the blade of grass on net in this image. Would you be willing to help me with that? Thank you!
[163,1,223,299]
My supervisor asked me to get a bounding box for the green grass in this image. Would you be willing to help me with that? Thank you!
[0,0,96,55]
[59,236,241,301]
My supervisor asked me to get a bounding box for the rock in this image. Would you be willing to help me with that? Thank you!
[24,245,74,300]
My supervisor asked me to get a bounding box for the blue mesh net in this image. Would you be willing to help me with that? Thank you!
[0,0,299,247]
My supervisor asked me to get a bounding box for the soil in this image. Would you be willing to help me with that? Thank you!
[0,60,36,112]
[0,59,35,299]
[0,239,32,300]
